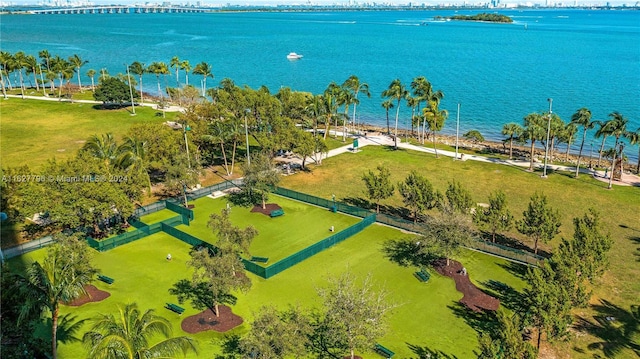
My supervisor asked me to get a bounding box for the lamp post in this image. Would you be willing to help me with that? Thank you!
[542,98,552,178]
[588,141,593,169]
[125,64,136,115]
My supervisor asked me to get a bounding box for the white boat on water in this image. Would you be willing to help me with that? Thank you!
[287,52,303,60]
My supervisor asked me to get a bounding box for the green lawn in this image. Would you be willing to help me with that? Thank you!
[177,195,361,263]
[281,145,640,358]
[0,98,176,169]
[9,221,526,358]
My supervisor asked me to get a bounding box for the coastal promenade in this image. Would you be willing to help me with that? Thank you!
[5,94,638,186]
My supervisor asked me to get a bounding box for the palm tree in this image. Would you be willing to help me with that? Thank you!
[381,99,394,135]
[605,112,628,189]
[381,79,408,149]
[502,123,524,160]
[338,83,356,141]
[170,56,181,87]
[20,234,98,359]
[68,54,88,91]
[322,82,341,140]
[522,113,546,172]
[561,122,577,161]
[38,49,52,71]
[24,54,40,92]
[625,127,640,173]
[192,61,213,97]
[0,51,13,93]
[50,55,73,100]
[83,303,197,359]
[305,94,325,136]
[86,69,96,92]
[594,119,614,168]
[423,102,448,158]
[12,51,27,98]
[147,61,169,102]
[82,133,118,165]
[570,107,594,177]
[180,60,191,86]
[342,75,370,135]
[128,61,146,104]
[406,95,419,138]
[116,136,151,193]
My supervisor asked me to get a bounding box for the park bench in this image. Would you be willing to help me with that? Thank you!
[166,303,185,315]
[270,209,284,217]
[374,343,395,358]
[415,268,430,282]
[250,256,269,263]
[97,274,114,285]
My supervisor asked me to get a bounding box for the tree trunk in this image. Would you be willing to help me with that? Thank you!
[138,76,144,104]
[394,102,400,149]
[529,141,536,171]
[537,326,542,350]
[220,142,230,175]
[597,136,607,168]
[509,137,514,160]
[376,202,380,213]
[576,129,587,178]
[534,237,539,255]
[491,230,496,243]
[433,131,438,158]
[350,348,355,359]
[385,110,390,135]
[230,141,237,175]
[214,303,219,317]
[608,138,619,189]
[52,305,59,359]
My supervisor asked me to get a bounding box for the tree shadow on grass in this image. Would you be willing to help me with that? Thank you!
[405,343,460,359]
[447,302,498,335]
[480,279,526,313]
[573,299,640,358]
[496,261,530,281]
[478,233,552,259]
[380,238,439,268]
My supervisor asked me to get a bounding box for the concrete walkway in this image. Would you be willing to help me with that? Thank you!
[3,94,185,112]
[292,132,640,187]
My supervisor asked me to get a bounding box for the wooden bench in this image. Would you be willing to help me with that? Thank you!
[166,303,185,315]
[250,256,269,263]
[97,274,114,285]
[415,268,430,282]
[374,343,395,358]
[270,209,284,217]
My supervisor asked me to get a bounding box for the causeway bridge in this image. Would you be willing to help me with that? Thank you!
[27,6,209,14]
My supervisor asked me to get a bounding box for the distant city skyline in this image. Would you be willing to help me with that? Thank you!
[2,0,637,6]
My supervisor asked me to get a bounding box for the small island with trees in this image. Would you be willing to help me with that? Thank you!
[435,13,514,23]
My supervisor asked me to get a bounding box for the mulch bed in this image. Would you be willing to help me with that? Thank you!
[65,285,110,307]
[432,258,500,312]
[250,203,282,217]
[181,305,243,334]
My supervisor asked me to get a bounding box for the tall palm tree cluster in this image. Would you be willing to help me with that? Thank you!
[501,108,639,179]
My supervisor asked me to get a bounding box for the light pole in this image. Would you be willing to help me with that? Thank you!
[542,98,552,178]
[183,122,191,169]
[588,141,593,169]
[244,109,251,166]
[125,64,136,115]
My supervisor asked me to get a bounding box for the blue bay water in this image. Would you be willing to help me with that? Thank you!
[1,9,639,160]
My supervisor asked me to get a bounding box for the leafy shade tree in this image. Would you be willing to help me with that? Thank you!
[19,233,99,359]
[397,170,441,223]
[553,209,613,307]
[170,248,249,317]
[443,179,474,214]
[524,261,573,350]
[381,78,408,149]
[240,305,312,359]
[570,107,594,177]
[317,271,394,359]
[473,190,513,243]
[93,77,139,107]
[478,310,537,359]
[463,130,485,143]
[241,152,281,209]
[82,303,197,359]
[502,122,524,159]
[516,193,561,255]
[208,208,258,260]
[361,165,395,213]
[419,214,474,266]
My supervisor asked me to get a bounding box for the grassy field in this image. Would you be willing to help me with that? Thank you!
[9,219,526,358]
[0,98,176,169]
[178,195,361,263]
[280,145,640,358]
